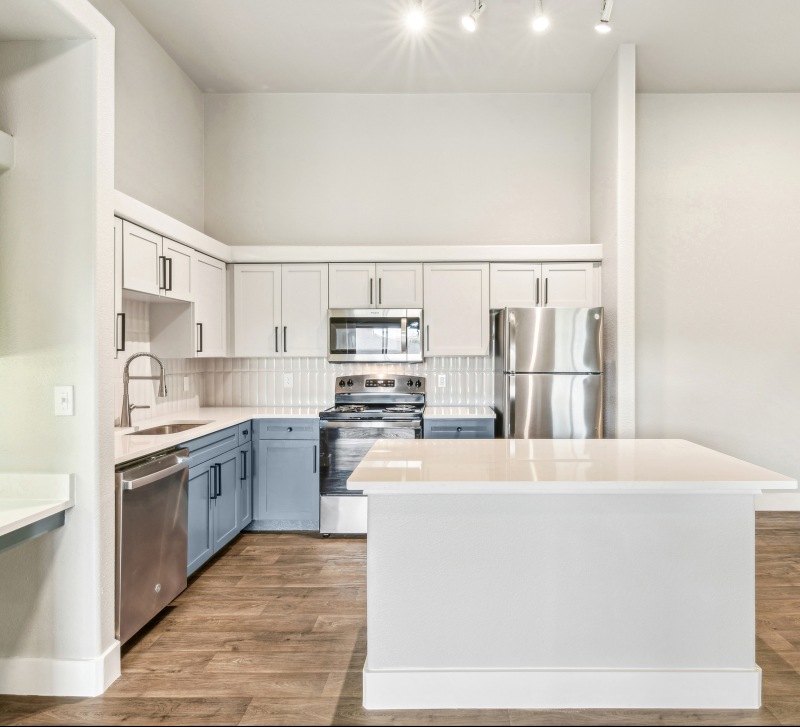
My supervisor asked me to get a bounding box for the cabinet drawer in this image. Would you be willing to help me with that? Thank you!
[423,418,494,440]
[238,421,253,446]
[183,426,239,468]
[257,418,319,440]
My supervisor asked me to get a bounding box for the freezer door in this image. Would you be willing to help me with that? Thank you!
[501,307,603,373]
[505,373,603,439]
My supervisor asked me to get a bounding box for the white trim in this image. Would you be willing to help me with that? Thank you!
[362,663,761,710]
[0,640,120,697]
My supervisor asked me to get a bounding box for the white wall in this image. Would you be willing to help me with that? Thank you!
[0,19,116,697]
[89,0,205,230]
[636,94,800,487]
[204,93,591,247]
[591,45,636,438]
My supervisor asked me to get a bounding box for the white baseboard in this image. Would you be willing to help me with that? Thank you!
[756,492,800,511]
[0,639,120,697]
[362,663,761,710]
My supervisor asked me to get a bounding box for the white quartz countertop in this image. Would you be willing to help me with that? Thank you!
[347,438,798,494]
[424,406,495,419]
[0,474,75,538]
[114,406,323,465]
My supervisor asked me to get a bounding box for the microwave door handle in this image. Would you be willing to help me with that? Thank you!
[400,317,408,354]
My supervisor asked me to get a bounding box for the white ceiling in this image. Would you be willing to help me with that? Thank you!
[121,0,800,93]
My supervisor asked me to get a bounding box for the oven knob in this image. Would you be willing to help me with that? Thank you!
[347,379,354,387]
[406,379,413,387]
[415,380,422,388]
[338,379,346,388]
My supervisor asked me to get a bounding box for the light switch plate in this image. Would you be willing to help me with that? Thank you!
[283,373,293,388]
[437,374,447,388]
[54,385,74,416]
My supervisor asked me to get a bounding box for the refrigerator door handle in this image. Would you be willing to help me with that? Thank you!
[506,309,515,373]
[506,375,515,438]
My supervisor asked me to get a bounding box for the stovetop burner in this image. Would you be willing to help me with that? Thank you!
[335,404,367,413]
[384,405,415,413]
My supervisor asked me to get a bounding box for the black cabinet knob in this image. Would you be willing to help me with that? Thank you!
[287,427,293,432]
[457,427,463,432]
[243,429,249,436]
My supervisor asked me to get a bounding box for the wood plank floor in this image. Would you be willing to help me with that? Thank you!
[3,513,800,725]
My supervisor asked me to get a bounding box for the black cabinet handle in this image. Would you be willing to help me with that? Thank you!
[215,463,222,497]
[536,278,540,306]
[313,445,317,474]
[275,326,278,353]
[167,257,173,292]
[369,278,373,305]
[240,450,247,480]
[116,312,126,352]
[544,278,549,306]
[283,326,287,353]
[196,323,203,353]
[378,277,382,305]
[158,255,166,290]
[243,429,249,437]
[209,465,217,500]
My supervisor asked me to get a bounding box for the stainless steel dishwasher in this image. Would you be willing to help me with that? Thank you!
[115,447,189,644]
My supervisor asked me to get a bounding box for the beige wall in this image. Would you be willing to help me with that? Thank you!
[90,0,205,230]
[204,93,591,247]
[636,93,800,484]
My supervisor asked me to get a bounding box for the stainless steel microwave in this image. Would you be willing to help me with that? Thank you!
[327,309,423,363]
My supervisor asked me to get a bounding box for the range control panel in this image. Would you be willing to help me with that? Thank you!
[336,374,426,393]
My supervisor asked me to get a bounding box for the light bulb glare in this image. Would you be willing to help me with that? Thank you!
[462,14,477,32]
[406,7,426,32]
[595,20,611,34]
[532,16,549,32]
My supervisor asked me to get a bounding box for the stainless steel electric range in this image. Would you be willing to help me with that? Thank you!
[319,374,426,535]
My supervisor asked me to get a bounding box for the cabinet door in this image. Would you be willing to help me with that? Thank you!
[376,263,423,308]
[113,217,125,358]
[423,263,490,356]
[187,463,214,576]
[122,221,162,295]
[211,450,239,551]
[329,263,375,309]
[255,439,319,529]
[238,444,253,530]
[541,262,597,308]
[232,264,282,357]
[281,264,328,357]
[490,263,542,309]
[162,237,193,302]
[194,252,227,357]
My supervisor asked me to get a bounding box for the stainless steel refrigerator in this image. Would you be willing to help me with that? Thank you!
[494,307,603,439]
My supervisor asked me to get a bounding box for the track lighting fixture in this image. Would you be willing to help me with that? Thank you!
[405,0,426,33]
[595,0,613,33]
[532,0,549,32]
[461,0,485,32]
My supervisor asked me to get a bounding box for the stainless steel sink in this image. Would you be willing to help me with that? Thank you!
[128,421,212,436]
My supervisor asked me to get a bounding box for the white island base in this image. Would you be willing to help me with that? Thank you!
[348,439,797,711]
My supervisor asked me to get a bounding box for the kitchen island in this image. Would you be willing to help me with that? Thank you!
[348,438,796,710]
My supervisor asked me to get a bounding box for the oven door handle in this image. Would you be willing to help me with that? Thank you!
[319,420,422,429]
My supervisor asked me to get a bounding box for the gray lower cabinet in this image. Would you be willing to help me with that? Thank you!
[185,422,253,576]
[423,417,495,439]
[249,418,320,531]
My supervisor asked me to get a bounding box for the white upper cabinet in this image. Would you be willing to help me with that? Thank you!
[329,263,375,309]
[423,263,490,357]
[329,262,423,309]
[122,221,161,296]
[162,237,193,301]
[281,264,329,357]
[114,217,124,358]
[490,262,598,309]
[121,220,194,302]
[231,264,282,357]
[194,253,227,358]
[375,263,423,308]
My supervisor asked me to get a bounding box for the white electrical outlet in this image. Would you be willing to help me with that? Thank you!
[54,385,74,416]
[183,376,190,392]
[283,373,294,388]
[437,374,447,388]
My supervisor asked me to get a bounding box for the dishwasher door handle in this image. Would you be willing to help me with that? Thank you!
[121,459,187,490]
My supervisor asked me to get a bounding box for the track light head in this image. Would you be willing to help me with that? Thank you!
[405,0,426,32]
[532,0,549,32]
[596,0,613,33]
[461,1,485,33]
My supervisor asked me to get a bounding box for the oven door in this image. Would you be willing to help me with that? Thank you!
[319,419,421,496]
[327,309,423,363]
